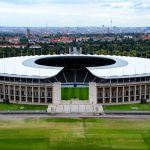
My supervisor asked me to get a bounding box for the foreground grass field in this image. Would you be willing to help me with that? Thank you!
[0,103,47,110]
[0,117,150,150]
[61,87,89,100]
[103,102,150,111]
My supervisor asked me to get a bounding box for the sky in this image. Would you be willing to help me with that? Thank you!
[0,0,150,27]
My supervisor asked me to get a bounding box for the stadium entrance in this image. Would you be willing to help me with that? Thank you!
[47,82,103,114]
[61,83,89,101]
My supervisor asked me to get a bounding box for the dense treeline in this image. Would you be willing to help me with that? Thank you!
[82,39,150,57]
[1,38,150,58]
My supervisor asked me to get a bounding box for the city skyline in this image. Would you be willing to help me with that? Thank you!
[0,0,150,27]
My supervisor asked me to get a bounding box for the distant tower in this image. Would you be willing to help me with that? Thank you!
[69,47,72,54]
[46,24,48,33]
[40,29,43,36]
[73,47,78,54]
[102,25,105,28]
[69,47,81,55]
[26,28,30,38]
[79,47,82,54]
[110,19,113,29]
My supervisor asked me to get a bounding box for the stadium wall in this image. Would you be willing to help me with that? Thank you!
[97,81,150,104]
[0,80,150,105]
[0,80,53,105]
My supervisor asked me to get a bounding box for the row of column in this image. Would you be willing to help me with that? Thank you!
[0,83,53,104]
[97,84,149,104]
[1,82,149,105]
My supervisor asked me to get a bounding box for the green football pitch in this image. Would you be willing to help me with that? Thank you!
[61,87,89,100]
[0,117,150,150]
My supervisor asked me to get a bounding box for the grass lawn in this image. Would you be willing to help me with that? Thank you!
[0,117,150,150]
[0,103,48,110]
[61,87,89,100]
[103,102,150,111]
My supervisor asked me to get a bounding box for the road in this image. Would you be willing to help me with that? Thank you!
[0,113,150,120]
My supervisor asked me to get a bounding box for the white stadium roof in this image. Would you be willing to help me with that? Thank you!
[0,54,150,79]
[88,55,150,79]
[0,56,63,79]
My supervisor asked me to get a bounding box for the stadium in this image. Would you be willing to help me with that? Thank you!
[0,52,150,111]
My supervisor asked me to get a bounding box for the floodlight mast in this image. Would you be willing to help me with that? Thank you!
[69,47,82,55]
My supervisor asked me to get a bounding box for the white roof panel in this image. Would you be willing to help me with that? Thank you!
[0,55,63,79]
[0,55,150,79]
[88,55,150,79]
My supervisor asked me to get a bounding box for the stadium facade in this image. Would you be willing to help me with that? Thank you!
[0,54,150,105]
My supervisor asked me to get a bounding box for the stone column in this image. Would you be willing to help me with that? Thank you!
[13,85,16,102]
[139,85,142,100]
[19,86,22,102]
[89,82,97,104]
[109,86,112,103]
[3,84,6,100]
[134,85,136,101]
[144,84,147,99]
[45,87,47,103]
[53,82,61,104]
[128,86,130,102]
[122,86,124,102]
[25,86,28,102]
[38,86,40,103]
[116,87,118,103]
[103,87,105,104]
[8,85,10,101]
[32,86,34,103]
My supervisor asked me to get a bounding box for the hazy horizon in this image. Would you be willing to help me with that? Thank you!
[0,26,149,28]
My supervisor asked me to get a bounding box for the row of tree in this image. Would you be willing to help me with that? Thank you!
[0,38,150,58]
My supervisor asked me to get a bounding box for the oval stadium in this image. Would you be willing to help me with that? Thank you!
[0,54,150,107]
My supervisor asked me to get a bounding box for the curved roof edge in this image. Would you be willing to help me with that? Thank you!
[0,54,150,79]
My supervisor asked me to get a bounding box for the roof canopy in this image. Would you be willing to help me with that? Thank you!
[0,54,149,79]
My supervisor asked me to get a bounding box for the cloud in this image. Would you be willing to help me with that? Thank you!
[0,0,149,27]
[1,0,150,9]
[0,0,134,5]
[131,0,150,10]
